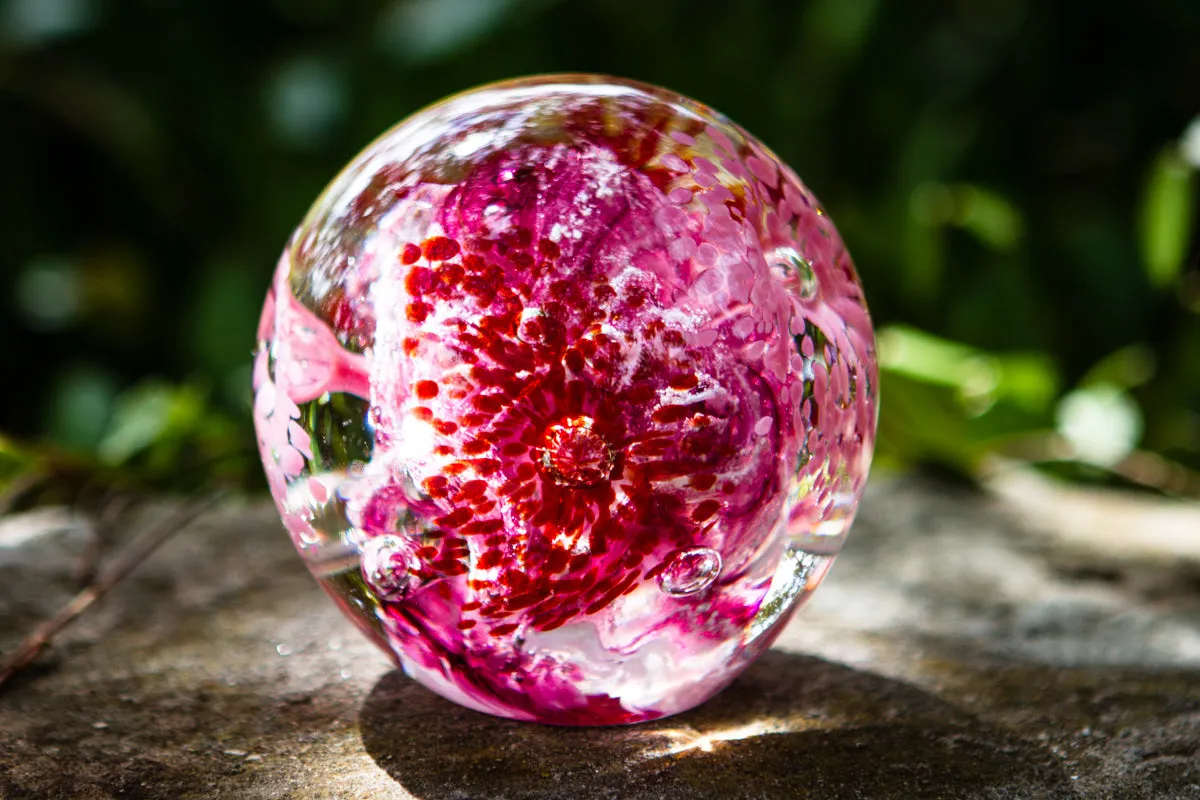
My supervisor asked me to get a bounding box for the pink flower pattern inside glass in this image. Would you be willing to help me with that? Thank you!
[253,75,877,725]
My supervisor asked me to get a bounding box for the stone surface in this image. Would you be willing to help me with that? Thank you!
[1,470,1198,799]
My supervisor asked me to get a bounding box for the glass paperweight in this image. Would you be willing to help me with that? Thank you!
[253,75,877,725]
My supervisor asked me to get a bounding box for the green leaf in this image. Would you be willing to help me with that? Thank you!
[952,185,1023,252]
[97,381,206,466]
[1079,344,1156,390]
[0,434,36,492]
[876,326,1060,472]
[47,364,119,451]
[903,187,947,308]
[877,325,1058,412]
[875,372,975,470]
[1139,147,1195,289]
[903,183,1023,309]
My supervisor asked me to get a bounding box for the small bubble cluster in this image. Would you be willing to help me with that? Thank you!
[253,75,877,725]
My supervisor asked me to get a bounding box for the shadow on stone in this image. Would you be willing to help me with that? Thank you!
[0,671,357,800]
[359,651,1078,800]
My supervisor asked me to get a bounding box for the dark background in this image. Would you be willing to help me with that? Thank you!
[1,0,1198,494]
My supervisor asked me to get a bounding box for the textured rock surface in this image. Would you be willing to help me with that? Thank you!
[1,471,1198,799]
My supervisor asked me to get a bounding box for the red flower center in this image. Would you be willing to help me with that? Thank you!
[534,416,614,488]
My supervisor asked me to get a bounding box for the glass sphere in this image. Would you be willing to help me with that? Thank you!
[253,75,877,725]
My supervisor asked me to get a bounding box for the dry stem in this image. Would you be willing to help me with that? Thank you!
[0,491,225,693]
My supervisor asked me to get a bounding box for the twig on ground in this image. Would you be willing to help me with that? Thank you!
[72,491,135,589]
[0,490,226,694]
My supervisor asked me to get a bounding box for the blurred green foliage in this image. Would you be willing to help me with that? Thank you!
[0,0,1198,496]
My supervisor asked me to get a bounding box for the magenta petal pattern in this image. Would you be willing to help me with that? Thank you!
[253,75,877,725]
